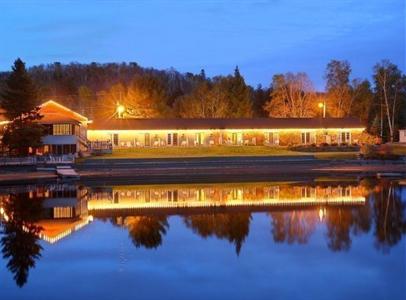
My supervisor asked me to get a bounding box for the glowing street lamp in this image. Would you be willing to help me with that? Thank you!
[318,101,326,118]
[116,103,126,119]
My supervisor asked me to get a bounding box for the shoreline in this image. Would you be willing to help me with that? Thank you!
[0,157,405,186]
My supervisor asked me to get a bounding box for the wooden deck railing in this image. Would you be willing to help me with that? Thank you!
[0,155,75,166]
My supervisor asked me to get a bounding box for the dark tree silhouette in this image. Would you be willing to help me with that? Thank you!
[373,182,406,253]
[1,193,44,287]
[184,212,251,255]
[124,216,169,249]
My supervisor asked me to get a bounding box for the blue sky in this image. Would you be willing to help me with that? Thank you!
[0,0,404,89]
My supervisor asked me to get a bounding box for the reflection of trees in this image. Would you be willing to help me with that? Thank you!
[373,183,406,252]
[1,193,44,287]
[124,216,169,249]
[325,208,353,251]
[268,205,372,251]
[184,213,251,255]
[325,205,371,252]
[269,211,317,244]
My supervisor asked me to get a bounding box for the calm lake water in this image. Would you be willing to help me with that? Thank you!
[0,178,405,300]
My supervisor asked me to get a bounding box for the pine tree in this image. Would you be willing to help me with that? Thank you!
[0,58,38,120]
[0,59,44,156]
[228,66,253,117]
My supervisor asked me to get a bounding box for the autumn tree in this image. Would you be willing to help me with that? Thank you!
[174,67,253,118]
[174,81,229,118]
[264,72,316,117]
[325,60,352,117]
[126,73,172,117]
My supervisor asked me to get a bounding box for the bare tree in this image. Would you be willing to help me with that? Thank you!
[373,60,405,142]
[264,72,316,117]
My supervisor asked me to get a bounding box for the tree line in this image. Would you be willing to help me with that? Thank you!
[0,58,405,142]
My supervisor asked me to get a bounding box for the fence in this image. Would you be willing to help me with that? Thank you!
[0,154,75,166]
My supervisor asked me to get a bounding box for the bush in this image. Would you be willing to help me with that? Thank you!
[360,144,400,160]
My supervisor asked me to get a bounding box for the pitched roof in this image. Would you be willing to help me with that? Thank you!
[39,100,88,124]
[89,117,365,131]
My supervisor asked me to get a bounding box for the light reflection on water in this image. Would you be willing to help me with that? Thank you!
[0,178,405,300]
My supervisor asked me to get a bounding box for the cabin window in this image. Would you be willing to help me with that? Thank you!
[167,133,178,146]
[339,132,351,144]
[53,124,72,135]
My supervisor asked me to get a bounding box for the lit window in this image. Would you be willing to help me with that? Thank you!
[53,124,72,135]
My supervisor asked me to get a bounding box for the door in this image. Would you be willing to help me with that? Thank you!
[145,133,150,147]
[196,133,202,145]
[173,133,178,146]
[113,134,119,147]
[232,133,237,145]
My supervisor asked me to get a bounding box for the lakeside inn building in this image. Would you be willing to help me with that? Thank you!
[0,100,372,156]
[88,117,367,151]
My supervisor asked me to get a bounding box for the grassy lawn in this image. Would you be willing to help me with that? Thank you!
[314,152,359,160]
[87,146,359,160]
[89,146,305,159]
[390,144,406,156]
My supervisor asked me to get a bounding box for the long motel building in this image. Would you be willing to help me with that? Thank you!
[87,117,368,151]
[0,100,371,156]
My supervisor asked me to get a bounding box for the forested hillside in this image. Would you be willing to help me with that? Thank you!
[0,59,405,141]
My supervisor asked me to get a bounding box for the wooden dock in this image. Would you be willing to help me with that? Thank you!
[56,166,80,179]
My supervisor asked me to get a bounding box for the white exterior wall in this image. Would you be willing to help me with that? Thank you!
[400,130,406,143]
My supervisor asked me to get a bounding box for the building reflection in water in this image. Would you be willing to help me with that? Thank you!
[0,179,405,286]
[87,182,366,211]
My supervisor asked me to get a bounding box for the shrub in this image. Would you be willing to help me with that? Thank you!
[360,144,400,160]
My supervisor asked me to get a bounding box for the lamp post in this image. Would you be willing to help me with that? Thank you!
[318,101,326,118]
[116,103,125,119]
